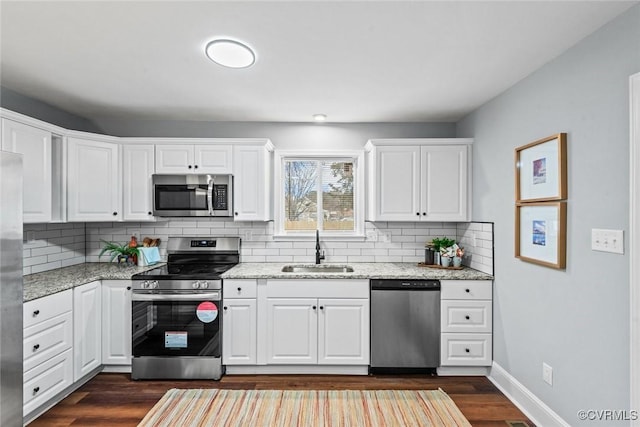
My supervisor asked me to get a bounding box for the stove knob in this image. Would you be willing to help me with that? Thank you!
[200,281,209,289]
[151,281,159,289]
[142,281,151,289]
[192,281,200,289]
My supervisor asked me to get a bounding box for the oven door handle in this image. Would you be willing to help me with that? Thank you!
[132,292,221,302]
[207,176,214,216]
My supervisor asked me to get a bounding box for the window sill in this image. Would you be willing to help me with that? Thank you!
[272,234,366,242]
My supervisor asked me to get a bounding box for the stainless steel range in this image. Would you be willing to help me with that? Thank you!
[130,236,240,380]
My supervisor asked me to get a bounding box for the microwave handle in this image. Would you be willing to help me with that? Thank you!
[207,177,214,216]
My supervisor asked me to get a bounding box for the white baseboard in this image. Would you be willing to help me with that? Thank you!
[225,365,369,375]
[437,366,489,376]
[488,361,570,427]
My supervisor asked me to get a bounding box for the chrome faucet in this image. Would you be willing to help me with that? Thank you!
[315,230,325,264]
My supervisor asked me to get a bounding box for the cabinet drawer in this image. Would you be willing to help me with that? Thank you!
[223,279,257,298]
[24,289,72,329]
[23,348,73,416]
[441,300,492,333]
[441,280,492,300]
[440,333,492,366]
[23,311,73,372]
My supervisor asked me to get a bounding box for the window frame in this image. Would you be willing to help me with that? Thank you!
[273,150,365,240]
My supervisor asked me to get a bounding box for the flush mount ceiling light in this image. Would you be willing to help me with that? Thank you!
[205,38,255,69]
[313,114,327,122]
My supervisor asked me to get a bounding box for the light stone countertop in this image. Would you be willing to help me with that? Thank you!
[23,262,164,302]
[221,262,493,281]
[23,261,492,302]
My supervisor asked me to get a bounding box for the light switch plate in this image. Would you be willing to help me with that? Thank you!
[542,362,553,386]
[591,229,624,254]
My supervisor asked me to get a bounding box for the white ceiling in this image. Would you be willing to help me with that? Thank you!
[0,1,636,123]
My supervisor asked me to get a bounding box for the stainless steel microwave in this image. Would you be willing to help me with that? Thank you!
[152,174,233,217]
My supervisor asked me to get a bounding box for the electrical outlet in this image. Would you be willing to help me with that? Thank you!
[366,230,378,242]
[243,230,253,241]
[24,231,36,243]
[380,232,391,243]
[591,228,624,254]
[542,363,553,386]
[472,233,477,247]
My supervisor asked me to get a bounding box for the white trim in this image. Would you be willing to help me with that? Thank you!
[225,365,368,375]
[0,107,68,135]
[365,137,474,150]
[488,362,570,427]
[630,71,640,427]
[436,366,489,376]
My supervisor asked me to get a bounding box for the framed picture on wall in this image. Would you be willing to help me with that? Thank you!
[515,202,567,269]
[515,133,567,202]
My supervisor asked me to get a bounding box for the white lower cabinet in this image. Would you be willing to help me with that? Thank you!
[440,280,493,367]
[267,298,318,364]
[23,289,74,419]
[223,299,257,365]
[264,280,370,367]
[266,298,370,365]
[102,280,132,365]
[73,281,102,380]
[318,299,370,365]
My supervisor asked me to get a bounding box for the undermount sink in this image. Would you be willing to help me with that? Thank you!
[281,265,354,273]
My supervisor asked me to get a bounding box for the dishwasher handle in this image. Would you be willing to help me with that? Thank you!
[370,279,440,290]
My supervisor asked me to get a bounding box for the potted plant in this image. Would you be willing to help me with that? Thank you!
[99,239,140,264]
[431,237,455,265]
[453,245,464,267]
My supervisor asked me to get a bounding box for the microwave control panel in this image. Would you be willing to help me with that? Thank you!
[213,185,228,210]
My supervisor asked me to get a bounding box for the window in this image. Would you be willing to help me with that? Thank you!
[275,151,364,238]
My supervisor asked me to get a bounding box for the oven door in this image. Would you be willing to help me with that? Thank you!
[132,292,221,357]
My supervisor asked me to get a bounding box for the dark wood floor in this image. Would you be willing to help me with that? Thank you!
[29,373,534,426]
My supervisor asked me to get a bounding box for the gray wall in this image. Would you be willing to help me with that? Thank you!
[93,119,455,150]
[0,86,103,133]
[457,5,640,426]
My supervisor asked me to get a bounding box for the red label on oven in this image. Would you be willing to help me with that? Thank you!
[196,301,218,323]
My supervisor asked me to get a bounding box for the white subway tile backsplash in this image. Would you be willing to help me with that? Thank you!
[75,219,495,276]
[23,223,86,275]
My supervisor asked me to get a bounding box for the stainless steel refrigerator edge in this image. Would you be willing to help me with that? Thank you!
[0,151,24,426]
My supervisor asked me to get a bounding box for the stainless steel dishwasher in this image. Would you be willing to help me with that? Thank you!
[370,279,440,373]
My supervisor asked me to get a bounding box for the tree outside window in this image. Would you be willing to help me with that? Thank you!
[283,159,354,232]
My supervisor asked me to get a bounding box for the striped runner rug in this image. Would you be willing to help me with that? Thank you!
[138,388,472,427]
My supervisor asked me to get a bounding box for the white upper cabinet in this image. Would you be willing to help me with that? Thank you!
[67,136,121,221]
[366,139,472,222]
[232,142,273,221]
[1,118,52,223]
[155,144,232,174]
[122,144,155,221]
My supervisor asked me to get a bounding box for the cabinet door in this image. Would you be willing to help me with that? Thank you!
[421,145,468,221]
[73,281,102,381]
[194,145,232,174]
[1,119,52,223]
[67,137,120,221]
[374,146,421,221]
[222,299,257,365]
[233,145,271,221]
[266,298,317,364]
[102,281,132,365]
[318,299,369,365]
[122,144,155,221]
[155,144,194,173]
